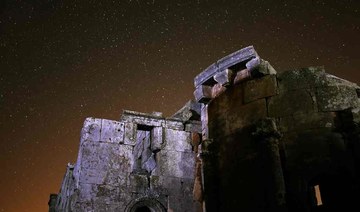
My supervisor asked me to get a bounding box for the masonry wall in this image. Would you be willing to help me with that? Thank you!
[54,109,201,212]
[203,66,360,212]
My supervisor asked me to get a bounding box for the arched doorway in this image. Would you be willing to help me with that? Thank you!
[125,197,166,212]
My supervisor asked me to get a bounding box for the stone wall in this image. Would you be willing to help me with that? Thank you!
[53,103,201,212]
[194,46,360,212]
[52,46,360,212]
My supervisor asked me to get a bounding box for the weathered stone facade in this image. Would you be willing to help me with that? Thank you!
[50,46,360,212]
[50,106,202,212]
[194,46,360,212]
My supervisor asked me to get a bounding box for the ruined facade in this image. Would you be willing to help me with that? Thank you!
[50,46,360,211]
[50,107,202,211]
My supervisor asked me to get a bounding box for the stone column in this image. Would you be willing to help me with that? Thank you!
[253,118,287,212]
[200,138,220,212]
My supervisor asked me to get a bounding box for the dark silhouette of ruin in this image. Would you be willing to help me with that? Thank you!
[49,46,360,212]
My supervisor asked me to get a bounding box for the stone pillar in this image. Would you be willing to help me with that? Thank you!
[253,118,287,212]
[200,138,220,212]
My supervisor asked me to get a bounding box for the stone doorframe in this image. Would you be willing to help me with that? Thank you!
[125,197,166,212]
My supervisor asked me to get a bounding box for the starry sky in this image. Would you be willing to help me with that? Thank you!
[0,0,359,211]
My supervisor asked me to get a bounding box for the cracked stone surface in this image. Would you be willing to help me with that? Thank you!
[53,104,201,212]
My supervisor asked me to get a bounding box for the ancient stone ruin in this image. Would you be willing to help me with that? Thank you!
[50,46,360,212]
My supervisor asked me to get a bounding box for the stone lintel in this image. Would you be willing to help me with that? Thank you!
[216,45,258,73]
[121,110,165,121]
[194,63,218,87]
[185,120,202,133]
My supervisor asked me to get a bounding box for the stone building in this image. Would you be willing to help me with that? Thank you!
[49,106,202,211]
[50,46,360,211]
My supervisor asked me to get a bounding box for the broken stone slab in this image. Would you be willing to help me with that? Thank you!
[194,85,212,103]
[142,153,157,173]
[194,46,258,88]
[172,100,201,122]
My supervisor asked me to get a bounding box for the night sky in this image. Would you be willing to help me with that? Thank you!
[0,0,359,211]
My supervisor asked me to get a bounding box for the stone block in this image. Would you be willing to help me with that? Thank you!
[124,122,136,146]
[268,89,317,117]
[278,112,335,132]
[208,91,267,136]
[256,59,277,76]
[243,75,277,103]
[79,143,133,185]
[164,120,184,130]
[154,150,195,179]
[152,176,194,198]
[100,119,124,144]
[194,85,213,103]
[121,110,164,127]
[127,174,149,193]
[80,117,102,143]
[185,121,202,133]
[164,129,192,152]
[227,99,268,133]
[133,117,163,127]
[78,183,125,204]
[151,127,163,151]
[316,84,359,111]
[172,100,201,121]
[214,69,233,86]
[245,56,261,71]
[277,66,326,91]
[233,68,251,84]
[211,83,227,98]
